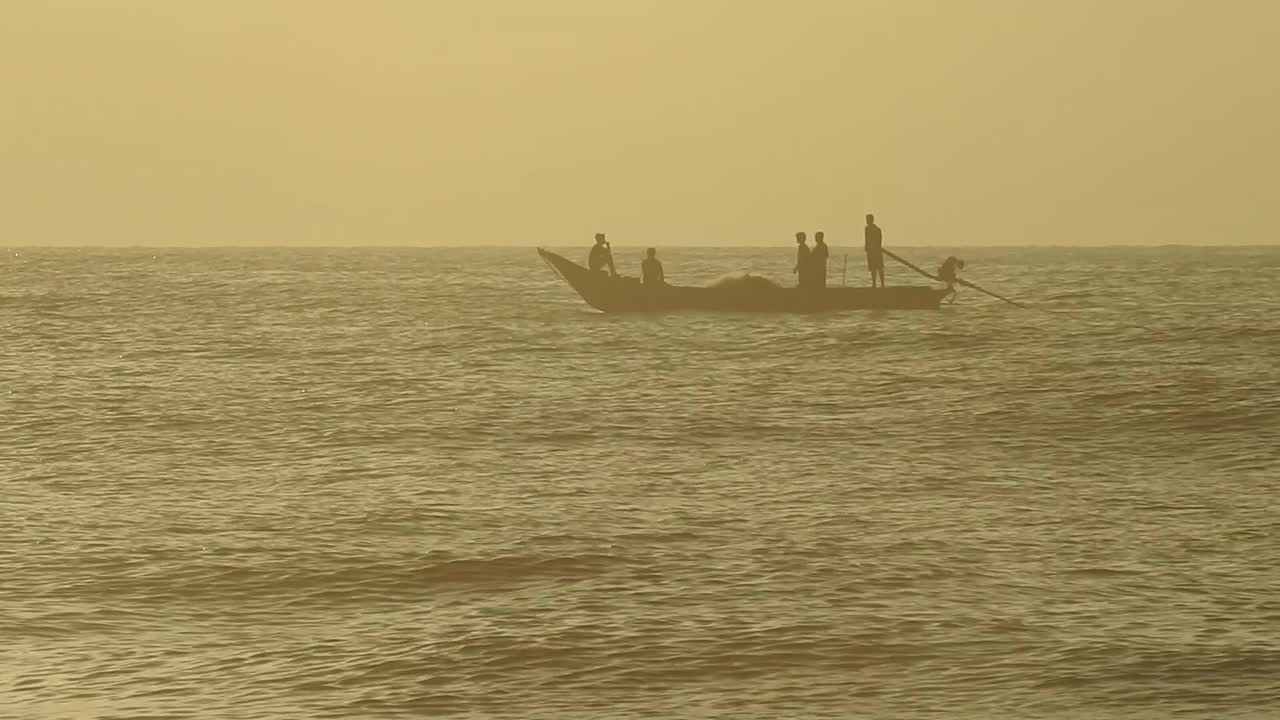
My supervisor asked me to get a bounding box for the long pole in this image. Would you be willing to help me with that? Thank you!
[956,278,1029,309]
[841,254,847,286]
[882,247,1028,309]
[880,248,940,281]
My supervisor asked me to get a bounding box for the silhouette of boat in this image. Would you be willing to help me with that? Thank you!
[537,248,949,313]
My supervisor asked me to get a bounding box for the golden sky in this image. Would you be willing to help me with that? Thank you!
[3,1,1277,246]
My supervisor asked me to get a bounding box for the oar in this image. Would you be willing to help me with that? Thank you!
[956,278,1029,309]
[883,247,1030,309]
[880,248,940,281]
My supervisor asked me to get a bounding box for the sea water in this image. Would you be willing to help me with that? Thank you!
[3,246,1278,719]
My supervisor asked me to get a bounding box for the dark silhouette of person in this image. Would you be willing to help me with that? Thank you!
[811,231,830,289]
[793,232,810,287]
[937,256,965,303]
[641,248,665,286]
[588,233,617,277]
[864,214,885,288]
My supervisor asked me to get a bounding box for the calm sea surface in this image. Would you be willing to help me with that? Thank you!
[3,246,1278,719]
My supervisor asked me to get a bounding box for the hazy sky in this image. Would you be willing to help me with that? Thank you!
[4,1,1277,246]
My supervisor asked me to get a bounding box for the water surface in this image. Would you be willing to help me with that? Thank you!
[3,246,1278,718]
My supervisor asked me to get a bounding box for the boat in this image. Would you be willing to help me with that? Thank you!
[537,248,951,313]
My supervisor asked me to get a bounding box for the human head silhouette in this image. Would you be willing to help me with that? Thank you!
[865,214,875,225]
[815,231,825,244]
[646,248,656,258]
[795,231,806,244]
[594,233,606,245]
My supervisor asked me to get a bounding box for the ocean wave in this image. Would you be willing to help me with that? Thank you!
[6,246,1280,720]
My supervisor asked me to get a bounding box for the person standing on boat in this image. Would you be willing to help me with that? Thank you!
[811,231,830,289]
[588,233,617,277]
[864,214,885,288]
[793,232,810,287]
[937,256,965,303]
[641,248,665,286]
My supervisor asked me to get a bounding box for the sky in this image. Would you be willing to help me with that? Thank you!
[3,0,1277,246]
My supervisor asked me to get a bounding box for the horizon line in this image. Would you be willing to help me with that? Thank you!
[4,243,1278,250]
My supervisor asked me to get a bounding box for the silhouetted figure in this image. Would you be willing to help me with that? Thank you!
[641,248,665,286]
[937,256,965,303]
[811,231,830,289]
[588,233,617,277]
[793,232,810,287]
[864,214,885,288]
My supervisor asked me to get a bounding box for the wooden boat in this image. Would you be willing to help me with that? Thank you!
[537,248,950,313]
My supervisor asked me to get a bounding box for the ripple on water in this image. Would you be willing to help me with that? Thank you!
[3,247,1278,719]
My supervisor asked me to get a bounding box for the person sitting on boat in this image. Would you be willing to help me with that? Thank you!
[588,233,617,277]
[793,232,810,287]
[811,231,830,289]
[641,248,665,286]
[864,214,885,288]
[937,256,965,303]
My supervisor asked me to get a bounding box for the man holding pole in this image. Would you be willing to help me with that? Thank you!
[864,213,885,288]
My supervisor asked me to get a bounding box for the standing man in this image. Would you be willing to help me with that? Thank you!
[793,232,810,287]
[641,247,665,286]
[864,214,885,288]
[811,231,830,289]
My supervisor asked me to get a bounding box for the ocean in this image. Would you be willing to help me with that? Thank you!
[3,245,1278,719]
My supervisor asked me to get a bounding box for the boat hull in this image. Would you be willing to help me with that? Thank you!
[538,248,948,313]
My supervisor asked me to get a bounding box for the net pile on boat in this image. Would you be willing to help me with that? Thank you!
[702,273,782,291]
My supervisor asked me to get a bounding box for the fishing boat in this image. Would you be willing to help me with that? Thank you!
[537,248,950,313]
